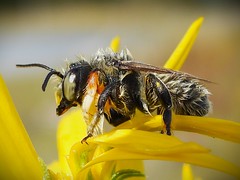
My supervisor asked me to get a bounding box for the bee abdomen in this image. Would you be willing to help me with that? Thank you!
[160,74,211,116]
[170,81,211,116]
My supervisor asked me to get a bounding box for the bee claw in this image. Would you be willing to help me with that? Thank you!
[81,133,93,144]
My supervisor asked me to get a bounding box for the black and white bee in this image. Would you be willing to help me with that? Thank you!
[16,48,211,143]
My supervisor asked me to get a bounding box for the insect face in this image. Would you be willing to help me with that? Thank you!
[16,60,92,116]
[56,61,93,116]
[56,61,91,116]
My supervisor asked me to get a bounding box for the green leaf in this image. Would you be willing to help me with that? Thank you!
[111,169,145,180]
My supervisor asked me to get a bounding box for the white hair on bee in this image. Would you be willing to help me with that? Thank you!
[94,48,115,61]
[119,48,134,61]
[92,48,133,64]
[90,48,131,76]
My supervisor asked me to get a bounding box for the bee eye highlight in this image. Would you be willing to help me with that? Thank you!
[63,73,76,101]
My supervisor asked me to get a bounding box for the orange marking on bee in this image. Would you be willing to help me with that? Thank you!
[97,83,105,94]
[87,72,98,89]
[87,71,106,94]
[104,100,111,112]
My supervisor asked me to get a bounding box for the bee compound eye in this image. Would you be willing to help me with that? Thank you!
[63,72,77,101]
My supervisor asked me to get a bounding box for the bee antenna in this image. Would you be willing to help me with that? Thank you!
[41,71,61,91]
[16,63,64,91]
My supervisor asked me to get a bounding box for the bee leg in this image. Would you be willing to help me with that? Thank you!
[163,108,172,135]
[81,81,119,143]
[81,133,92,144]
[157,82,172,135]
[157,108,164,134]
[149,74,172,135]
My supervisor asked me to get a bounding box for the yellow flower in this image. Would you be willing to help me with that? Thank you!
[0,76,43,179]
[0,17,240,180]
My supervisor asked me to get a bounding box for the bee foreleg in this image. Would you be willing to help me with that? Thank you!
[148,74,172,135]
[81,113,102,144]
[81,81,120,144]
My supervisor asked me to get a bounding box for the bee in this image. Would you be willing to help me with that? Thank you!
[16,48,211,143]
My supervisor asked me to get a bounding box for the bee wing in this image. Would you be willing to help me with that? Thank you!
[117,60,214,83]
[117,60,174,73]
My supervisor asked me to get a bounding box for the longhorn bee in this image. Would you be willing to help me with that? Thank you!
[16,48,211,143]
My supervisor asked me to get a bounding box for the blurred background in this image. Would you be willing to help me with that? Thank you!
[0,0,240,179]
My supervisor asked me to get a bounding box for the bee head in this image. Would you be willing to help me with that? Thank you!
[56,61,92,115]
[17,61,92,116]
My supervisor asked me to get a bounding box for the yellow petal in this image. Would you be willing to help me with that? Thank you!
[84,129,240,178]
[115,110,157,130]
[69,140,145,179]
[55,109,87,177]
[110,36,120,52]
[182,163,194,180]
[172,114,240,143]
[47,160,61,175]
[90,145,111,179]
[164,17,204,70]
[99,160,116,179]
[93,146,145,179]
[90,129,210,155]
[0,75,43,179]
[68,142,97,179]
[128,114,240,144]
[45,162,65,180]
[82,147,240,179]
